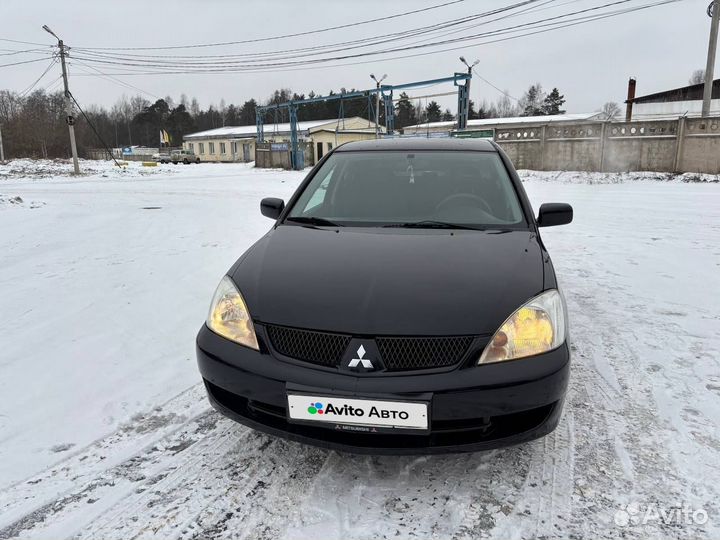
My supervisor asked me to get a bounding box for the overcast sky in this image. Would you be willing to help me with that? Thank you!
[0,0,712,117]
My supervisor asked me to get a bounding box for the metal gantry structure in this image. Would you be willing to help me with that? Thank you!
[255,72,472,170]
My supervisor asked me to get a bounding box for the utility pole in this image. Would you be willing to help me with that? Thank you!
[459,57,479,129]
[0,124,5,162]
[703,1,720,117]
[370,73,387,138]
[43,25,80,174]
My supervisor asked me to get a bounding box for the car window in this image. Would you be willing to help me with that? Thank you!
[287,151,526,228]
[299,165,335,214]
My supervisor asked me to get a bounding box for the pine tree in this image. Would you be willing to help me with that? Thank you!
[425,101,442,123]
[541,88,566,115]
[394,92,417,129]
[520,84,546,116]
[468,100,478,120]
[442,109,455,121]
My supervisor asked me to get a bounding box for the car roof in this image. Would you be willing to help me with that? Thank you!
[334,138,497,152]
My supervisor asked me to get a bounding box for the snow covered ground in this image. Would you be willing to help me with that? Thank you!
[0,160,718,539]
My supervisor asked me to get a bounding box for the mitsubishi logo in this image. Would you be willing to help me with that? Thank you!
[348,345,374,369]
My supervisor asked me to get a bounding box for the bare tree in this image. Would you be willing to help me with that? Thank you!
[495,94,519,118]
[129,95,149,117]
[219,98,227,127]
[689,69,705,85]
[190,97,200,117]
[600,101,621,121]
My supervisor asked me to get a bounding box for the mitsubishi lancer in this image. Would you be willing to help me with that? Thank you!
[196,138,573,454]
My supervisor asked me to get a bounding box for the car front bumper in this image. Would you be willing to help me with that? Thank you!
[196,324,570,455]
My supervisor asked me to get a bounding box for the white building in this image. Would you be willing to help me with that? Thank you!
[183,117,381,164]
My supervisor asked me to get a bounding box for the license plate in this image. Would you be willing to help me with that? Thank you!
[287,394,428,430]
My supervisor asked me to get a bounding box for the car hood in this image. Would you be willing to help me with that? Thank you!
[231,225,545,336]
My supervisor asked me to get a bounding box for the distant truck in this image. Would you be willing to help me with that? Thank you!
[155,150,201,164]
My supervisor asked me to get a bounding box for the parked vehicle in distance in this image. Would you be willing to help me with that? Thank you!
[154,153,172,164]
[171,149,201,164]
[196,138,573,454]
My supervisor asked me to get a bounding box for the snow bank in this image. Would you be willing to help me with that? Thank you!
[518,169,720,183]
[0,158,177,182]
[3,158,720,184]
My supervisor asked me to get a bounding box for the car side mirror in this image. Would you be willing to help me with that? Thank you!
[261,197,285,219]
[537,203,573,227]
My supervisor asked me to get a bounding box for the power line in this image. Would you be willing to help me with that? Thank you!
[69,92,122,167]
[0,56,56,68]
[69,60,161,99]
[20,57,58,97]
[0,37,52,46]
[471,67,520,102]
[73,0,538,62]
[76,0,468,51]
[0,47,54,57]
[68,0,677,74]
[58,0,681,79]
[45,74,64,92]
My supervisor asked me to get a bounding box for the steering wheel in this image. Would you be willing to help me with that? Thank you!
[435,193,493,215]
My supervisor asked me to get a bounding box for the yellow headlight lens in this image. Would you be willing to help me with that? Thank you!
[207,276,259,350]
[479,290,566,364]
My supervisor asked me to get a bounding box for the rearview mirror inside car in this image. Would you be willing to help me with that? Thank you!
[260,197,285,219]
[537,203,573,227]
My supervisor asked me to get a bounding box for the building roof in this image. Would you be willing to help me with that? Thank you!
[404,112,602,131]
[183,117,373,140]
[311,128,380,134]
[627,79,720,104]
[335,138,496,152]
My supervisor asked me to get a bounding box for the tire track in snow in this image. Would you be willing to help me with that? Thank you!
[0,384,209,534]
[0,407,234,540]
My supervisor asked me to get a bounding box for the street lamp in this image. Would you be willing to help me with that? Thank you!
[458,57,479,129]
[370,73,387,138]
[459,57,480,71]
[42,25,59,39]
[42,24,80,174]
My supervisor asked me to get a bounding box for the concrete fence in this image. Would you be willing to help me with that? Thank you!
[494,116,720,174]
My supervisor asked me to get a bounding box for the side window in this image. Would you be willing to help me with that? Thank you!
[301,166,336,214]
[209,142,215,154]
[198,143,205,155]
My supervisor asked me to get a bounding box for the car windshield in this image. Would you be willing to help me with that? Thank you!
[286,150,527,228]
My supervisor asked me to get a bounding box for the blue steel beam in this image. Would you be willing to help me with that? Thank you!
[288,103,299,170]
[382,90,395,134]
[254,72,472,168]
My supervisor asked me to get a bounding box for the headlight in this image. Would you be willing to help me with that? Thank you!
[206,276,259,350]
[478,289,566,364]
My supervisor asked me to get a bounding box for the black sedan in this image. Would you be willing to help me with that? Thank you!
[197,138,573,454]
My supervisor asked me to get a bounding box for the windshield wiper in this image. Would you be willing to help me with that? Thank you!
[285,216,343,227]
[382,220,482,230]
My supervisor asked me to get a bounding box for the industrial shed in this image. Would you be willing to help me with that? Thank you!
[183,117,381,164]
[626,79,720,120]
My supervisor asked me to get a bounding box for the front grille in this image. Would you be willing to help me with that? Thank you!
[265,324,475,372]
[265,324,351,367]
[376,336,474,371]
